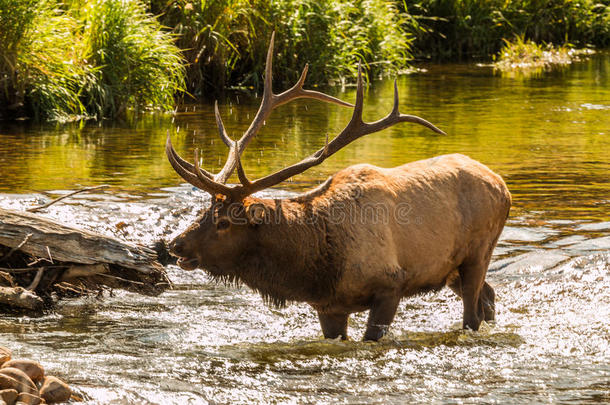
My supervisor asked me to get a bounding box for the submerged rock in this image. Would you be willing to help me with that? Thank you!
[40,376,71,404]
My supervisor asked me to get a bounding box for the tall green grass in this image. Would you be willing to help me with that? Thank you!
[0,0,185,121]
[1,0,88,120]
[152,0,413,96]
[79,0,185,117]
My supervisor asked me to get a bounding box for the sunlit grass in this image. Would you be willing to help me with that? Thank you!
[0,0,185,122]
[79,0,185,118]
[405,0,610,60]
[494,36,595,75]
[152,0,413,96]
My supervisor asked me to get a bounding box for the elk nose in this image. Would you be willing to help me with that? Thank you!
[169,237,186,256]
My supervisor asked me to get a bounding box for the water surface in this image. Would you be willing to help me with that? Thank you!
[0,54,609,404]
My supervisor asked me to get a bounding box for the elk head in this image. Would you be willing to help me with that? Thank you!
[166,33,445,272]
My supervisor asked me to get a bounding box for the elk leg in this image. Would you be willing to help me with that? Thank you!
[363,295,400,341]
[458,260,488,331]
[480,282,495,322]
[448,276,495,322]
[317,312,349,340]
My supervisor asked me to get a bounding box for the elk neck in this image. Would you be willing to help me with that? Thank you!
[234,196,344,308]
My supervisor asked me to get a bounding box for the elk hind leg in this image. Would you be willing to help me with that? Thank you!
[457,259,489,331]
[317,312,349,340]
[447,274,495,322]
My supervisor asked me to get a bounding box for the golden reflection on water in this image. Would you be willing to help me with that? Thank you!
[0,54,608,222]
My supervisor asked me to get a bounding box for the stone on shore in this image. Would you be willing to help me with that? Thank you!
[1,360,44,383]
[0,368,37,395]
[40,376,71,404]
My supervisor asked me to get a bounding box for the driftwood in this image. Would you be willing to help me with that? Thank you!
[0,208,170,312]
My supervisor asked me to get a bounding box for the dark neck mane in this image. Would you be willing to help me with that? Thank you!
[230,198,343,307]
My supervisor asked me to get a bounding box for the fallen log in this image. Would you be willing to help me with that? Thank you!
[0,208,170,312]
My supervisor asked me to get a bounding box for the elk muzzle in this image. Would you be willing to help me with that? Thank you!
[169,235,200,271]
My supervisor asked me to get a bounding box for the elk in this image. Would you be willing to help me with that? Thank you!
[166,34,511,341]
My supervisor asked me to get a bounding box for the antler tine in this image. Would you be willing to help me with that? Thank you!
[193,148,235,196]
[274,64,354,109]
[166,134,212,189]
[392,79,400,115]
[214,101,233,148]
[351,62,365,125]
[233,139,252,187]
[262,31,275,100]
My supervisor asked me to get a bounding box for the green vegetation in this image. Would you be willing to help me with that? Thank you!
[0,0,184,121]
[151,0,412,96]
[1,0,609,121]
[493,36,593,74]
[404,0,610,60]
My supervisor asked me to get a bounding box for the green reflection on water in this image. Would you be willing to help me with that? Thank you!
[0,54,608,221]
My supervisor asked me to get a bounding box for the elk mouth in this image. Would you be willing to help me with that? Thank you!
[176,257,199,271]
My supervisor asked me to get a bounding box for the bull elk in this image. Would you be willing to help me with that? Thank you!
[166,34,511,341]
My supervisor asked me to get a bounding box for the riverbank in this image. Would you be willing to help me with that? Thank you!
[1,0,609,122]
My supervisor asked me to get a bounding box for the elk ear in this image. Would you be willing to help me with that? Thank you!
[246,203,266,225]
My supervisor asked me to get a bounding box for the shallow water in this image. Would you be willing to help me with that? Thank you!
[0,54,609,404]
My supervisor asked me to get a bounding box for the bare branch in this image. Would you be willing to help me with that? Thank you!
[27,185,109,213]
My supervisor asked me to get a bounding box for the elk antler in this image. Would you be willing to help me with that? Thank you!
[166,32,353,196]
[229,64,446,197]
[166,34,446,200]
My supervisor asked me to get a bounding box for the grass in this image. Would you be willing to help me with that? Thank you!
[152,0,413,96]
[403,0,610,60]
[493,36,594,75]
[0,0,185,122]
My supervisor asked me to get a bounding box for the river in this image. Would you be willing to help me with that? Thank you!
[0,54,609,403]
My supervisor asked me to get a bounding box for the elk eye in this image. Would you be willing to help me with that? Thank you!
[216,219,230,230]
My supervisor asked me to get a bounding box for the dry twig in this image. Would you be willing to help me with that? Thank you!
[27,185,110,213]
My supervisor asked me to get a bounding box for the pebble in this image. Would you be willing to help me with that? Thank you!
[0,368,38,395]
[16,392,42,405]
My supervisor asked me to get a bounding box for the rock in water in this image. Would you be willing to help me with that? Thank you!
[16,392,42,404]
[0,348,10,367]
[1,360,44,383]
[40,376,71,403]
[0,368,37,395]
[0,389,18,405]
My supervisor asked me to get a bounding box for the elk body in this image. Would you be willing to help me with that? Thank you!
[167,34,511,341]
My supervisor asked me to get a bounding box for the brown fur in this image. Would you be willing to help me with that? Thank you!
[170,153,511,340]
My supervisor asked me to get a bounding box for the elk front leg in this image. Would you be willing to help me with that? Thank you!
[317,312,349,340]
[363,295,400,341]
